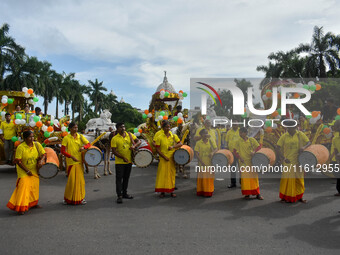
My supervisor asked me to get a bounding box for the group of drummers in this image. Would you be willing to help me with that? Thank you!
[4,110,340,214]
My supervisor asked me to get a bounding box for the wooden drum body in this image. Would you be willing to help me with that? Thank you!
[173,145,194,165]
[211,149,234,167]
[252,148,276,168]
[298,144,329,168]
[39,147,59,179]
[133,139,153,168]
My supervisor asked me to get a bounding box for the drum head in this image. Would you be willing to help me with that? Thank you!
[39,163,59,179]
[84,148,102,167]
[252,153,270,168]
[212,153,229,167]
[134,149,153,168]
[174,149,190,165]
[298,151,317,168]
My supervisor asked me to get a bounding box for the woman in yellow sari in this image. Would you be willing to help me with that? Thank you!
[234,127,263,200]
[195,129,218,197]
[7,130,46,215]
[61,122,91,205]
[155,121,182,198]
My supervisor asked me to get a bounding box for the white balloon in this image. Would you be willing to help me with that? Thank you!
[2,95,8,99]
[296,83,304,88]
[160,94,165,99]
[275,115,281,120]
[15,119,21,125]
[136,132,140,136]
[262,95,268,101]
[310,117,317,125]
[29,121,36,127]
[147,113,152,118]
[61,126,67,132]
[28,99,34,104]
[177,113,183,118]
[315,114,321,120]
[325,132,333,139]
[158,116,163,121]
[25,93,30,98]
[18,137,23,142]
[22,87,28,92]
[20,119,26,125]
[308,81,315,86]
[160,90,165,95]
[272,123,278,129]
[50,115,55,121]
[1,111,5,116]
[1,98,7,104]
[42,125,48,132]
[178,93,183,97]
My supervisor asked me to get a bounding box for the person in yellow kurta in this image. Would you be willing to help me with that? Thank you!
[0,112,17,165]
[111,122,141,204]
[277,121,311,203]
[155,120,182,198]
[225,125,240,188]
[61,122,91,205]
[7,130,46,215]
[195,129,218,197]
[329,120,340,196]
[194,119,217,145]
[234,127,263,200]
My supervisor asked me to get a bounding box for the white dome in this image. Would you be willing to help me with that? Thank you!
[155,71,176,93]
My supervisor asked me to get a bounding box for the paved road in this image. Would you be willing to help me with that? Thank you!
[0,162,339,255]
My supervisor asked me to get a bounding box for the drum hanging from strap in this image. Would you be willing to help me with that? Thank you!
[39,147,59,179]
[298,144,329,168]
[173,145,194,165]
[252,148,276,168]
[133,139,153,168]
[212,149,234,166]
[83,146,103,167]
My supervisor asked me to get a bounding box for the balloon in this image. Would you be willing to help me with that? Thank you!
[158,116,163,121]
[1,98,7,104]
[14,141,21,147]
[41,125,47,132]
[142,113,147,119]
[315,84,322,91]
[133,128,138,133]
[164,92,169,97]
[323,127,331,134]
[163,115,168,120]
[177,118,183,124]
[272,123,278,129]
[325,132,333,139]
[50,121,54,126]
[27,89,33,94]
[41,143,46,148]
[178,93,183,97]
[16,114,22,119]
[303,85,309,90]
[33,97,39,102]
[138,129,142,133]
[179,90,183,94]
[296,83,304,88]
[311,111,319,118]
[136,132,140,136]
[182,92,187,97]
[47,126,53,132]
[337,108,340,115]
[25,93,30,98]
[1,112,5,117]
[20,119,26,125]
[160,111,165,116]
[266,91,272,98]
[272,110,279,117]
[309,84,316,91]
[62,131,68,137]
[173,116,178,122]
[293,93,300,98]
[265,120,272,127]
[310,118,317,124]
[29,121,36,127]
[44,131,50,138]
[2,95,8,99]
[36,121,43,128]
[147,113,152,118]
[144,110,149,114]
[61,126,67,132]
[177,113,183,118]
[306,115,312,119]
[7,98,14,104]
[28,99,34,104]
[15,119,21,125]
[160,94,165,99]
[33,116,40,122]
[22,87,28,92]
[160,90,165,95]
[335,115,340,120]
[11,136,18,142]
[265,126,272,133]
[241,113,247,118]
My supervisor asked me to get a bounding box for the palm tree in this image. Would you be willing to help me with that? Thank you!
[295,26,340,78]
[0,23,25,87]
[87,79,107,114]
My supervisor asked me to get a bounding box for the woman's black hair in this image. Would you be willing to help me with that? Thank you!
[199,128,208,136]
[23,130,33,140]
[239,127,248,133]
[161,120,170,128]
[68,122,77,130]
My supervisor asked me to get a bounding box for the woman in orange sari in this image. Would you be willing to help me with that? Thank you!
[7,130,46,215]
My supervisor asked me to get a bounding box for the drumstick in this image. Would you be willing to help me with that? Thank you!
[91,132,107,146]
[181,129,190,144]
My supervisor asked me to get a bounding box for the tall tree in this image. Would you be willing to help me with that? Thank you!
[87,79,107,114]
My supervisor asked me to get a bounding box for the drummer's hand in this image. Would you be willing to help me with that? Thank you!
[71,156,79,162]
[250,151,255,157]
[168,146,173,150]
[26,170,33,176]
[79,146,85,152]
[129,146,135,151]
[36,162,43,170]
[164,156,170,161]
[123,157,129,163]
[299,147,304,153]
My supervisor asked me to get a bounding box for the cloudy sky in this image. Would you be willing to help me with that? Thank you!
[1,0,340,114]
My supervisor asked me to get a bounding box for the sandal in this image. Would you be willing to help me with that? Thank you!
[298,198,307,204]
[170,193,177,198]
[256,195,264,200]
[159,193,165,198]
[81,200,87,205]
[244,195,250,200]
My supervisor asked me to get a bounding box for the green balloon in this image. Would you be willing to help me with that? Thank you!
[277,108,281,115]
[322,125,327,131]
[142,113,147,119]
[182,92,187,97]
[241,113,247,118]
[33,116,40,122]
[306,115,312,119]
[303,85,309,90]
[164,92,169,97]
[66,127,68,132]
[11,136,18,142]
[265,120,272,127]
[335,115,340,120]
[42,143,46,148]
[173,116,178,121]
[50,121,54,126]
[16,114,22,120]
[309,84,316,91]
[133,128,138,133]
[160,111,165,116]
[7,98,14,104]
[44,131,50,138]
[33,97,39,102]
[266,89,272,93]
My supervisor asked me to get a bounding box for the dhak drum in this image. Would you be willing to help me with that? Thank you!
[133,139,153,168]
[298,144,329,169]
[83,146,103,167]
[39,147,59,179]
[252,148,276,168]
[174,145,194,165]
[211,149,234,166]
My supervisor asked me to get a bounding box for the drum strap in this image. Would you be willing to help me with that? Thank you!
[127,132,137,157]
[34,142,46,163]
